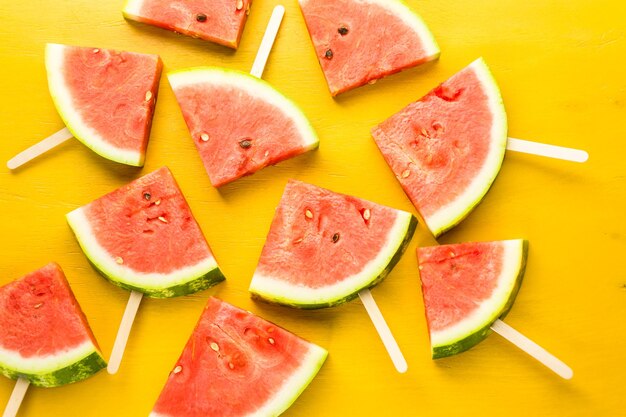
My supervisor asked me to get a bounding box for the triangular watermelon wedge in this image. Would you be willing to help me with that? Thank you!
[150,297,327,417]
[250,180,417,308]
[123,0,252,49]
[417,239,528,358]
[168,68,320,187]
[372,58,508,237]
[299,0,440,96]
[0,263,106,387]
[66,167,225,298]
[46,43,162,166]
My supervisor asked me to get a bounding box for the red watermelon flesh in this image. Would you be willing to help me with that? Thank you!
[299,0,440,96]
[372,58,507,237]
[46,44,162,166]
[168,68,319,188]
[0,263,106,386]
[123,0,252,49]
[66,167,224,298]
[249,180,417,308]
[417,240,527,358]
[150,297,327,417]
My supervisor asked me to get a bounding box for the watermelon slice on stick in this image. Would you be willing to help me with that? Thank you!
[150,297,327,417]
[298,0,440,96]
[372,58,589,237]
[7,44,162,170]
[66,167,225,374]
[417,240,573,379]
[250,180,417,373]
[0,263,106,417]
[168,7,320,188]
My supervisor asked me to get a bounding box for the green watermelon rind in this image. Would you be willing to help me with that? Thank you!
[66,207,225,298]
[45,43,160,167]
[0,342,106,388]
[167,66,320,157]
[424,58,508,237]
[249,211,417,309]
[427,239,528,359]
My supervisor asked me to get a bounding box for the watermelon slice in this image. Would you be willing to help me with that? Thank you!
[249,180,417,308]
[298,0,440,96]
[45,43,162,166]
[0,263,106,387]
[123,0,252,49]
[150,297,327,417]
[372,58,508,237]
[66,167,224,298]
[417,239,528,358]
[168,68,319,188]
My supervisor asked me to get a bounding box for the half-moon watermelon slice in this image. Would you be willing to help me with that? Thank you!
[298,0,440,96]
[123,0,252,49]
[66,167,225,298]
[250,180,417,308]
[45,43,163,166]
[0,263,106,387]
[168,68,320,188]
[150,297,327,417]
[417,239,528,359]
[372,58,508,237]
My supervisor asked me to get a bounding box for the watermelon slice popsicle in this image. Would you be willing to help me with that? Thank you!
[372,58,588,238]
[417,240,573,379]
[0,263,107,417]
[249,180,418,373]
[66,167,226,374]
[7,44,163,170]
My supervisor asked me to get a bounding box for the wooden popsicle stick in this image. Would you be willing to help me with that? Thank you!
[7,127,73,170]
[250,5,285,79]
[507,137,589,163]
[106,8,285,375]
[359,289,408,373]
[107,290,143,375]
[491,319,573,379]
[2,377,30,417]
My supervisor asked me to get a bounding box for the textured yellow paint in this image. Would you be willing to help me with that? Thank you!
[0,0,625,416]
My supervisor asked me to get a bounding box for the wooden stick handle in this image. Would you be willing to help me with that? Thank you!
[359,289,408,373]
[7,127,73,170]
[250,5,285,79]
[2,377,30,417]
[107,290,143,375]
[507,137,589,163]
[491,319,573,379]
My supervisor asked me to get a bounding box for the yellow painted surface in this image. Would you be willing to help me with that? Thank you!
[0,0,625,415]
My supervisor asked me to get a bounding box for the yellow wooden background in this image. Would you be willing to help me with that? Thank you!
[1,0,625,415]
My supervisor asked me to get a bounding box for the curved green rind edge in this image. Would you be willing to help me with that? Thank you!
[85,255,226,299]
[0,351,106,388]
[251,215,418,309]
[429,59,508,238]
[432,240,528,359]
[167,66,320,150]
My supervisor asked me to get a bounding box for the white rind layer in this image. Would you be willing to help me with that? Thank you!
[149,344,327,417]
[426,58,508,237]
[430,239,525,347]
[66,207,219,291]
[45,43,144,166]
[298,0,440,59]
[167,67,320,151]
[249,210,413,306]
[122,0,144,17]
[0,340,95,374]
